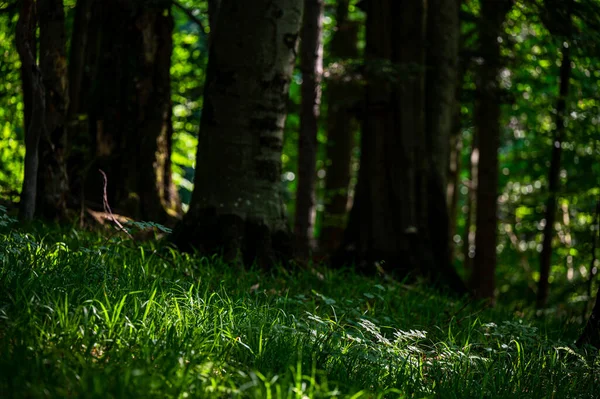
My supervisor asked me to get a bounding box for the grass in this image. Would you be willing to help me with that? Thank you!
[0,219,598,398]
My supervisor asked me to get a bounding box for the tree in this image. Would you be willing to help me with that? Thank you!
[426,0,460,268]
[294,0,324,259]
[70,0,179,222]
[537,0,573,309]
[16,0,44,221]
[577,285,600,348]
[470,0,513,301]
[171,0,303,267]
[37,0,69,219]
[319,0,360,255]
[332,0,466,294]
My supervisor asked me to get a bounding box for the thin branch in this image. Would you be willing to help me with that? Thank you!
[99,169,133,239]
[171,0,207,35]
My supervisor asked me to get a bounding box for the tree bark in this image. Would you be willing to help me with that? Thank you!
[294,0,324,259]
[319,0,360,255]
[537,39,572,309]
[207,0,220,42]
[67,0,93,119]
[426,0,460,270]
[36,0,69,220]
[577,285,600,348]
[470,0,513,301]
[75,0,179,222]
[426,0,459,192]
[16,0,45,221]
[66,0,94,211]
[332,0,466,294]
[171,0,303,267]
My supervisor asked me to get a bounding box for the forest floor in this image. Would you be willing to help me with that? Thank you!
[0,218,598,398]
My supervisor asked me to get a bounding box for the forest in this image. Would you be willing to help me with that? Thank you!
[0,0,600,397]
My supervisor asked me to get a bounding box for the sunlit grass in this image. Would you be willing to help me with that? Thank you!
[0,220,598,398]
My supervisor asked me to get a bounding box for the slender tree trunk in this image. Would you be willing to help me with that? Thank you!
[333,0,466,294]
[171,0,303,267]
[447,26,468,256]
[294,0,324,259]
[36,0,69,220]
[16,0,45,221]
[319,0,360,255]
[463,131,478,272]
[447,113,462,250]
[537,45,572,309]
[470,0,513,301]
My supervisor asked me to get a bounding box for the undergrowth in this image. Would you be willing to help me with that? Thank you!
[0,216,598,398]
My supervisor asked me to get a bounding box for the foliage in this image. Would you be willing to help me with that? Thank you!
[0,224,598,398]
[0,9,24,197]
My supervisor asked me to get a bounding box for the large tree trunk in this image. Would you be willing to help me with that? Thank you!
[66,0,94,213]
[67,0,93,119]
[470,0,513,301]
[318,0,360,255]
[207,0,220,41]
[171,0,303,267]
[36,0,69,220]
[294,0,324,259]
[74,0,179,222]
[425,0,460,271]
[425,0,459,192]
[537,3,573,310]
[332,0,466,294]
[16,0,45,221]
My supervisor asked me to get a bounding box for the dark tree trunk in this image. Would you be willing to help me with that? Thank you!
[66,0,94,211]
[67,0,93,119]
[470,0,513,301]
[294,0,324,258]
[426,0,459,191]
[333,0,466,294]
[577,285,600,348]
[537,35,572,310]
[36,0,69,220]
[425,0,460,270]
[171,0,303,268]
[319,0,360,255]
[207,0,220,41]
[16,0,45,221]
[75,0,179,222]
